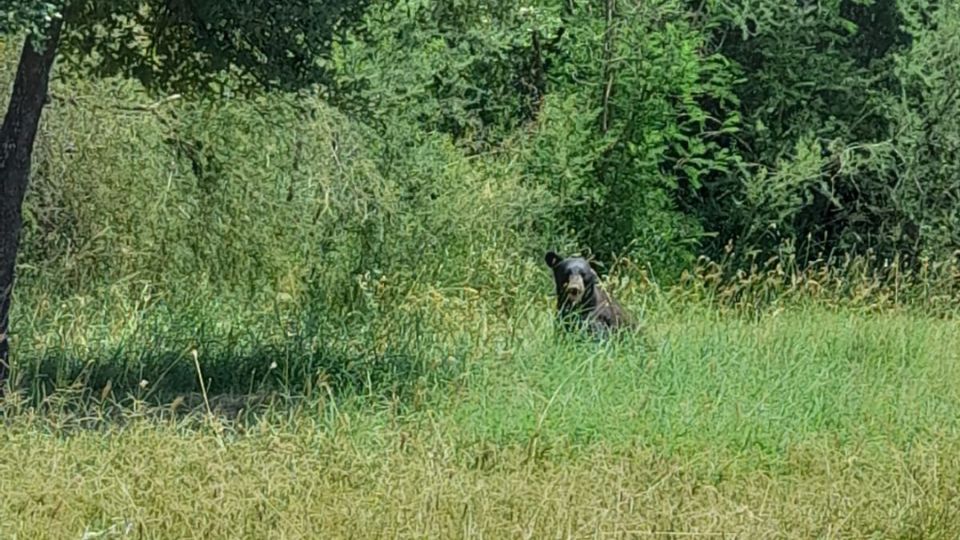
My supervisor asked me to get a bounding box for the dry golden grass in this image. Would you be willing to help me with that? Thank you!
[0,414,958,539]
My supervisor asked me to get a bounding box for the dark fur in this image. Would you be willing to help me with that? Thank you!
[544,251,634,336]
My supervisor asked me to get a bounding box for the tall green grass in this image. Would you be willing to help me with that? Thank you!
[449,307,960,456]
[3,300,960,537]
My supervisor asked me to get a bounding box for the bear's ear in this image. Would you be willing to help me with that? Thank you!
[545,251,562,268]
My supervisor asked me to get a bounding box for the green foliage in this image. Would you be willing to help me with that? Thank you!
[2,1,371,94]
[331,0,742,274]
[8,0,960,285]
[517,92,607,243]
[542,0,741,269]
[12,66,555,397]
[687,0,894,258]
[731,136,830,251]
[330,0,564,143]
[885,1,960,256]
[21,74,553,301]
[0,1,60,36]
[683,0,957,264]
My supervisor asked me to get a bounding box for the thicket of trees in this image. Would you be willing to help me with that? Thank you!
[326,0,960,268]
[2,0,959,376]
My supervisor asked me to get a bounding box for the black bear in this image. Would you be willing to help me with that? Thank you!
[544,251,635,336]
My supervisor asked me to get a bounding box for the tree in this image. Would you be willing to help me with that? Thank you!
[0,0,371,387]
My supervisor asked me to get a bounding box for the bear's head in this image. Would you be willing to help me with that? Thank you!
[545,251,598,307]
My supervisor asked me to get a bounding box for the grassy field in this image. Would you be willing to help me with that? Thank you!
[3,298,960,538]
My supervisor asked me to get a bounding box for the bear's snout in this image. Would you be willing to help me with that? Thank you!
[564,274,585,303]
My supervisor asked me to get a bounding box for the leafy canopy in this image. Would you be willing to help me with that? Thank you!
[1,0,372,93]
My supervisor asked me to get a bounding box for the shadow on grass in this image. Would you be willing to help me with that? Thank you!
[6,335,462,420]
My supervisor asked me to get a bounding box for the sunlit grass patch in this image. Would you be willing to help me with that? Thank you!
[448,308,960,460]
[0,408,959,538]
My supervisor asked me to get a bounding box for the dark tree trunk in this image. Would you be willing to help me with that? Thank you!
[0,20,63,390]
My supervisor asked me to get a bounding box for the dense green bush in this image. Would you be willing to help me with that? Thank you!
[6,0,960,312]
[538,0,741,269]
[886,1,960,257]
[327,0,959,270]
[19,75,553,298]
[331,0,742,273]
